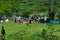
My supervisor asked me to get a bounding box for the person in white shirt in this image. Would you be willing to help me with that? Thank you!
[44,16,47,22]
[0,20,3,23]
[5,19,9,22]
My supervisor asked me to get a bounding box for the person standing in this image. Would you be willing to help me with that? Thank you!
[44,16,48,23]
[37,15,41,23]
[29,16,32,24]
[1,26,6,40]
[13,16,16,23]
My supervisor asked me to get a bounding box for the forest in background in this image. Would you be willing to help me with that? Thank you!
[0,0,60,17]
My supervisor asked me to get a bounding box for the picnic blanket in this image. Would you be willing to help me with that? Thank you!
[50,20,60,24]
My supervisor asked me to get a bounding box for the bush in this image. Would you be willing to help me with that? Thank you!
[56,13,60,20]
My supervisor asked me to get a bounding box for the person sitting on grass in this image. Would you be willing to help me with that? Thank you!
[1,26,6,40]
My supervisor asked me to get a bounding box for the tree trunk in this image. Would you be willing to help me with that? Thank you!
[48,0,55,20]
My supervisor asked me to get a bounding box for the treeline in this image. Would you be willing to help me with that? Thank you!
[0,0,60,16]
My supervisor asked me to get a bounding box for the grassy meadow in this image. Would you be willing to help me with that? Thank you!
[0,21,60,40]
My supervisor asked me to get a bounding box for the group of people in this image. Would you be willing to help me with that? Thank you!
[13,16,32,24]
[31,15,50,23]
[0,14,59,24]
[13,15,50,24]
[37,16,50,23]
[0,16,9,23]
[32,15,60,24]
[13,16,22,23]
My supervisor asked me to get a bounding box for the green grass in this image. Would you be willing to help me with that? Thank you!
[0,21,26,37]
[0,21,60,40]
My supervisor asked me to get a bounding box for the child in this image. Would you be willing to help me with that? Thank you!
[1,26,5,40]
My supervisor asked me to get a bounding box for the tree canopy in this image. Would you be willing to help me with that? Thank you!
[0,0,60,16]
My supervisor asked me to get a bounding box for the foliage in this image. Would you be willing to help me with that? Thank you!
[56,13,60,20]
[0,0,60,17]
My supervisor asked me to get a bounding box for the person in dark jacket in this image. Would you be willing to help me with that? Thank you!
[1,26,5,40]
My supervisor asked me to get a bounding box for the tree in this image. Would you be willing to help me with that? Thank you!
[48,0,56,20]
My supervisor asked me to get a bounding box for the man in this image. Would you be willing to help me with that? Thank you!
[1,26,5,40]
[13,16,16,23]
[44,16,48,23]
[29,16,32,24]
